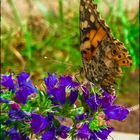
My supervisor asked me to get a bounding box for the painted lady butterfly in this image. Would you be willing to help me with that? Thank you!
[80,0,132,93]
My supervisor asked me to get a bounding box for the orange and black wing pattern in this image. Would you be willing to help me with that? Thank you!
[79,0,132,93]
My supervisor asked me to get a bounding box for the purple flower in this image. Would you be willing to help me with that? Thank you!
[31,113,49,134]
[51,87,66,104]
[17,72,30,86]
[1,75,16,91]
[15,83,37,104]
[1,72,37,104]
[86,94,100,112]
[100,91,116,108]
[47,113,54,125]
[69,89,78,105]
[75,113,85,121]
[94,127,113,140]
[8,128,21,140]
[57,125,70,139]
[15,72,37,104]
[77,123,91,138]
[44,73,57,89]
[90,133,100,140]
[42,129,56,140]
[44,74,80,105]
[59,76,79,88]
[23,80,37,93]
[10,102,20,110]
[8,109,29,120]
[15,89,29,104]
[104,105,129,121]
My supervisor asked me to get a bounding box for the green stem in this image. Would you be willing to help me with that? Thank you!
[58,0,64,23]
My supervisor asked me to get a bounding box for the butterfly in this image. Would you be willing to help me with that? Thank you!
[80,0,132,94]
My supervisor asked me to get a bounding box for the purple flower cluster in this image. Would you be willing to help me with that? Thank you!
[84,90,129,121]
[31,113,70,139]
[73,86,129,139]
[0,72,129,140]
[1,72,37,104]
[7,128,29,140]
[77,123,113,140]
[44,73,79,105]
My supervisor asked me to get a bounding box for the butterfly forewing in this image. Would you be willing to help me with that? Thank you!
[79,0,132,94]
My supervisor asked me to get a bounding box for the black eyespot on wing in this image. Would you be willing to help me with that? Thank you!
[122,61,125,64]
[118,55,121,58]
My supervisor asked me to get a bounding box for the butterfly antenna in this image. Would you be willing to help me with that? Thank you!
[44,56,79,68]
[44,56,73,66]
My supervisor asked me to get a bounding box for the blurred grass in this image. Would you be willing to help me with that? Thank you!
[1,0,139,94]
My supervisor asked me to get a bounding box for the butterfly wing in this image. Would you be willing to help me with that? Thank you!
[80,0,108,60]
[80,0,132,93]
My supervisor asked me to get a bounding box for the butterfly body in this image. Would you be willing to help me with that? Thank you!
[80,0,132,93]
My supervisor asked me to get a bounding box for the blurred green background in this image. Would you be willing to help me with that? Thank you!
[1,0,139,104]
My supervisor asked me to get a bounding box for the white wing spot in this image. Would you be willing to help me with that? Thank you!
[90,15,95,23]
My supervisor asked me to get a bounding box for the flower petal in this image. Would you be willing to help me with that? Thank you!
[44,73,57,89]
[104,105,129,121]
[90,132,100,140]
[8,109,29,120]
[75,113,85,121]
[42,129,56,140]
[59,76,79,88]
[77,123,91,138]
[1,75,16,91]
[95,127,113,140]
[51,87,66,104]
[70,89,78,105]
[100,92,116,108]
[86,94,100,112]
[15,84,36,104]
[31,113,48,134]
[10,102,20,110]
[57,125,70,139]
[8,128,21,140]
[17,72,30,86]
